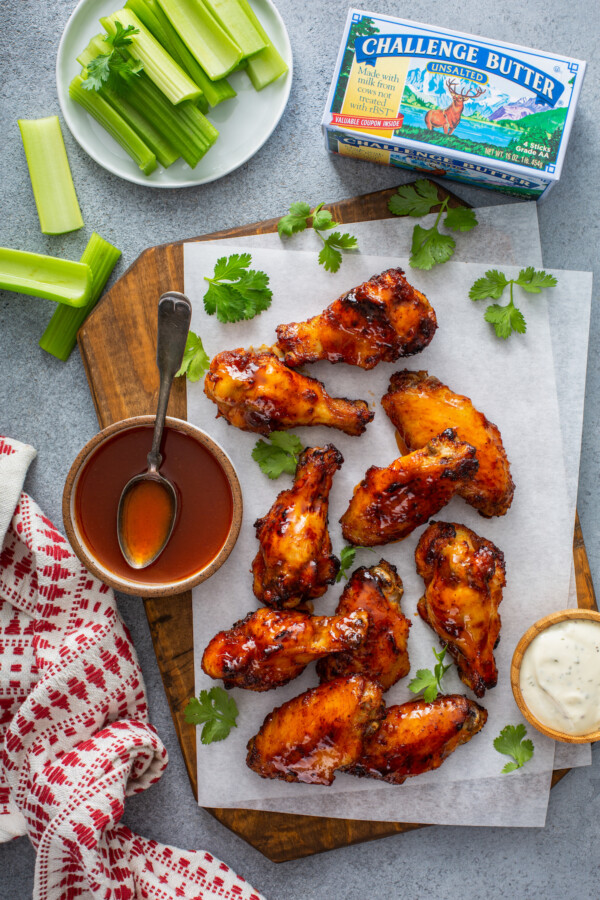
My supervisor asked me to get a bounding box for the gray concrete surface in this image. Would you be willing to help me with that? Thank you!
[1,1,599,897]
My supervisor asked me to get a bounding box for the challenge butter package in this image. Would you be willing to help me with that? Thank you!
[322,10,586,198]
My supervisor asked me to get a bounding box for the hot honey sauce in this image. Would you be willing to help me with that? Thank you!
[74,425,233,584]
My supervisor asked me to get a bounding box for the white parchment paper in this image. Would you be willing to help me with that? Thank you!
[185,211,592,825]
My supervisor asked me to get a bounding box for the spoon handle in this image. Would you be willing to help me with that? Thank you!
[148,292,192,472]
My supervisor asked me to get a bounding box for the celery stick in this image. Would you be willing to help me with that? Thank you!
[100,84,179,167]
[70,75,157,174]
[78,37,217,167]
[0,248,91,307]
[39,233,121,360]
[236,0,288,89]
[144,0,236,106]
[200,0,266,60]
[18,117,84,235]
[100,9,201,105]
[157,0,242,80]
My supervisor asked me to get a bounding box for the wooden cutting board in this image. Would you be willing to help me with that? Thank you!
[78,181,597,863]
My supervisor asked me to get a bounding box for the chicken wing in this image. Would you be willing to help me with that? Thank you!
[382,370,514,517]
[276,268,437,369]
[415,521,506,697]
[349,695,487,784]
[340,429,478,546]
[253,445,342,607]
[202,607,369,691]
[246,675,385,784]
[317,560,411,690]
[204,348,374,436]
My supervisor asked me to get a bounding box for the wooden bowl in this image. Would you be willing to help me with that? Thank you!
[511,608,600,743]
[63,415,243,597]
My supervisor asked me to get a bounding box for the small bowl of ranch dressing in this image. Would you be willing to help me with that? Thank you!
[511,609,600,743]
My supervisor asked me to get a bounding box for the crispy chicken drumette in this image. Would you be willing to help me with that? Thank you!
[276,268,437,369]
[204,348,374,436]
[382,370,514,517]
[202,607,369,692]
[349,695,487,784]
[415,521,506,697]
[253,445,342,608]
[246,675,385,784]
[317,561,411,690]
[340,429,478,546]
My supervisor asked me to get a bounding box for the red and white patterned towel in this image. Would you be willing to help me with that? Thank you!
[0,436,265,900]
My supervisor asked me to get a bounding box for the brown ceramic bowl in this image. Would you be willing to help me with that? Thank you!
[63,416,242,597]
[511,608,600,743]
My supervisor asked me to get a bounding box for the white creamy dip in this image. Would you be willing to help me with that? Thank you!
[520,619,600,736]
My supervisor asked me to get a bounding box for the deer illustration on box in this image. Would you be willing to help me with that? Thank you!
[425,80,486,135]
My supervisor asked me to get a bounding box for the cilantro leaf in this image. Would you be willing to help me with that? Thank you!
[493,724,534,772]
[176,331,210,382]
[318,232,358,273]
[105,21,138,50]
[516,267,558,293]
[410,224,455,270]
[444,205,478,232]
[387,179,441,217]
[484,303,526,339]
[251,431,303,479]
[82,54,112,92]
[335,545,374,582]
[468,269,509,301]
[203,254,272,323]
[409,646,452,701]
[184,687,239,745]
[278,202,359,271]
[278,201,311,236]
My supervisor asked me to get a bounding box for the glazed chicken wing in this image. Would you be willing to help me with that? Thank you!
[202,607,369,691]
[253,445,342,607]
[204,348,374,436]
[276,268,437,369]
[340,429,478,546]
[246,675,385,784]
[415,521,506,697]
[382,370,514,517]
[317,560,411,690]
[349,695,487,784]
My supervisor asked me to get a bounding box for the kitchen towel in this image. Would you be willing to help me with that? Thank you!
[0,436,265,900]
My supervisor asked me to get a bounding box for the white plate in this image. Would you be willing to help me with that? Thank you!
[56,0,293,187]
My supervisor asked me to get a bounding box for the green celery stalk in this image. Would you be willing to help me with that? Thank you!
[18,116,84,235]
[99,84,179,167]
[143,0,236,106]
[199,0,266,60]
[0,248,91,307]
[39,233,121,360]
[78,38,218,167]
[157,0,242,80]
[237,0,288,89]
[69,74,158,175]
[100,9,202,105]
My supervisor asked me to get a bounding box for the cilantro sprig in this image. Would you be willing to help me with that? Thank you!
[176,330,210,382]
[203,253,272,323]
[184,686,239,745]
[251,432,303,479]
[469,267,557,339]
[493,724,534,773]
[278,201,358,273]
[82,23,143,93]
[388,180,478,270]
[335,545,374,582]
[408,646,452,702]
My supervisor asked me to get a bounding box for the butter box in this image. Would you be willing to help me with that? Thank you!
[322,10,586,199]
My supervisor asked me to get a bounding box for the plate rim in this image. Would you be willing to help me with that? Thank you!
[55,0,293,189]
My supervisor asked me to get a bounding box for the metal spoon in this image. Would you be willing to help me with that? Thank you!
[117,291,192,569]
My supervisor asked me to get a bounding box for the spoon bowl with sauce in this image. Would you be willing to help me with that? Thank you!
[511,608,600,743]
